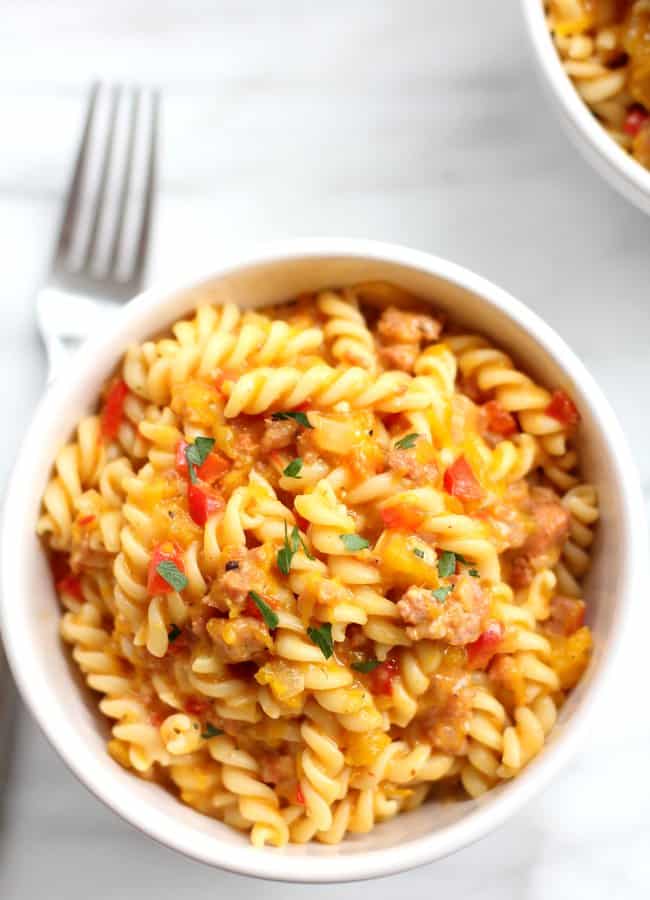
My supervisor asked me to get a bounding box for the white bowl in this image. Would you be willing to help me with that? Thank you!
[521,0,650,215]
[1,238,645,882]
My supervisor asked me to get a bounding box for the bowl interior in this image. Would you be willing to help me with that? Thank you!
[1,245,637,881]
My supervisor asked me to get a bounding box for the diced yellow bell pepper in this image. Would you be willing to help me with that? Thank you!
[549,626,592,690]
[152,500,201,547]
[344,730,391,767]
[376,529,438,587]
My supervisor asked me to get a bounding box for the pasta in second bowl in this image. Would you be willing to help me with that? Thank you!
[522,0,650,214]
[2,240,643,881]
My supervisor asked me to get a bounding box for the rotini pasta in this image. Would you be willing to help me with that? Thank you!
[40,283,596,846]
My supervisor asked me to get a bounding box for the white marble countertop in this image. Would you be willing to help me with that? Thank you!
[1,1,649,897]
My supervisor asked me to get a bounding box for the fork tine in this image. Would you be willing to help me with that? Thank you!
[83,84,121,273]
[54,82,100,262]
[130,88,159,287]
[106,87,139,274]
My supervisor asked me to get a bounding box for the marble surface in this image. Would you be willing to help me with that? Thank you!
[1,1,649,897]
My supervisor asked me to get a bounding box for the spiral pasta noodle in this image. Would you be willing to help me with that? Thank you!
[39,283,596,845]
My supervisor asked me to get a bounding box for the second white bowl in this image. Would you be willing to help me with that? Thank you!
[521,0,650,215]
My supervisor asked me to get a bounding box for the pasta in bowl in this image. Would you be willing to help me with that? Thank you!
[2,241,643,880]
[38,284,597,848]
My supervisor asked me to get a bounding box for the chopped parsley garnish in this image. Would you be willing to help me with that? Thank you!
[283,457,303,479]
[394,433,420,450]
[307,622,334,659]
[432,586,453,603]
[277,522,312,574]
[468,568,480,578]
[168,624,182,642]
[352,659,380,673]
[277,522,295,575]
[340,533,370,552]
[248,590,279,631]
[437,551,456,578]
[185,435,215,483]
[437,550,469,578]
[413,547,425,559]
[297,529,314,560]
[155,560,188,592]
[271,411,313,429]
[201,723,224,739]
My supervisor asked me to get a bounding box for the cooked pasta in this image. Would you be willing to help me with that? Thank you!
[546,0,650,168]
[38,282,597,846]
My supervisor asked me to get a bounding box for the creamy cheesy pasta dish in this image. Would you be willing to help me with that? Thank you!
[547,1,650,168]
[38,282,597,846]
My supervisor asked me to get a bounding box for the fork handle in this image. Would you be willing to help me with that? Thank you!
[36,288,122,383]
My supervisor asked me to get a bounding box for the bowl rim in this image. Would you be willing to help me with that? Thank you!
[520,0,650,203]
[1,237,646,882]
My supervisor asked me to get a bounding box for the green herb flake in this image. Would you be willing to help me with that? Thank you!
[277,522,294,575]
[271,411,313,429]
[201,723,224,739]
[352,659,380,673]
[340,533,370,552]
[167,624,182,642]
[432,586,453,603]
[248,590,279,631]
[278,522,314,573]
[295,526,314,560]
[413,547,425,559]
[307,622,334,659]
[468,568,480,578]
[156,560,189,592]
[437,550,457,578]
[283,457,303,479]
[394,432,420,450]
[185,435,215,483]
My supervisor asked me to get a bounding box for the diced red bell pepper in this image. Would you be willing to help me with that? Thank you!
[482,400,518,437]
[466,622,504,670]
[380,504,425,531]
[100,379,129,440]
[623,106,650,137]
[295,783,306,805]
[370,656,400,696]
[147,542,185,595]
[545,389,580,427]
[443,456,482,501]
[56,574,84,601]
[197,452,230,482]
[244,593,279,620]
[188,482,225,526]
[77,515,96,527]
[175,439,230,483]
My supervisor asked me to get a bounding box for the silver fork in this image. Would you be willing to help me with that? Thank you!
[0,83,159,768]
[36,82,159,381]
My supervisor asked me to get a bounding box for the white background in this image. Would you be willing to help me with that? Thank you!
[1,1,649,897]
